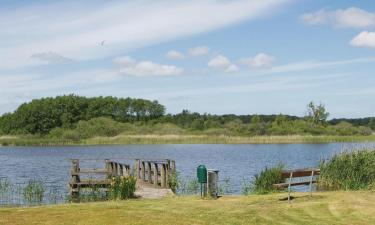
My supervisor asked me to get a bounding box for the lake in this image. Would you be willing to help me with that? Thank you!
[0,143,373,201]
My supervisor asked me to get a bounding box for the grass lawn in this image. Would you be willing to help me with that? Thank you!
[1,191,374,225]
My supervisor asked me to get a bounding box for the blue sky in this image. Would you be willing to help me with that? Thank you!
[1,0,375,118]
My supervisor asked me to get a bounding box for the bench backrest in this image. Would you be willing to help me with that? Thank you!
[281,168,320,179]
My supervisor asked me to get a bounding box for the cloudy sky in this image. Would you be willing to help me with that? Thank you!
[1,0,375,118]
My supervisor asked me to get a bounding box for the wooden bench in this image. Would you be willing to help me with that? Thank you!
[273,168,320,202]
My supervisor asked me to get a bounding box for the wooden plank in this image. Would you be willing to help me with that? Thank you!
[273,180,317,189]
[71,169,109,175]
[69,179,111,188]
[281,168,320,179]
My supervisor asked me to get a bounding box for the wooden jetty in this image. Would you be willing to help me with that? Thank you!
[69,158,176,199]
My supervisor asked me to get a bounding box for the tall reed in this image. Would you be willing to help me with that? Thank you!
[251,164,285,194]
[318,149,375,190]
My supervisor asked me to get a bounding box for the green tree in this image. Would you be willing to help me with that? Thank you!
[306,101,329,125]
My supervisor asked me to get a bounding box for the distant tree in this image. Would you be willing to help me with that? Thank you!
[369,118,375,131]
[306,101,329,125]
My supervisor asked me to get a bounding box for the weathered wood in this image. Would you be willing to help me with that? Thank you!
[70,159,80,198]
[160,164,166,188]
[141,161,146,181]
[134,159,140,178]
[147,162,152,182]
[281,168,320,179]
[273,180,318,189]
[153,163,158,188]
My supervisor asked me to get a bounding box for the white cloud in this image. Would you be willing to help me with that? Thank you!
[225,64,239,73]
[30,52,72,64]
[188,46,210,56]
[240,53,275,68]
[165,50,185,60]
[0,0,290,70]
[263,57,375,74]
[208,55,238,73]
[114,56,183,77]
[350,31,375,48]
[113,56,136,66]
[301,7,375,28]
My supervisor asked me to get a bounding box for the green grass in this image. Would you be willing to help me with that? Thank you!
[0,192,375,225]
[1,134,375,146]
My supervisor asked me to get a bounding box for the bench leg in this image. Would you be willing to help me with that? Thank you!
[309,170,314,197]
[288,172,293,203]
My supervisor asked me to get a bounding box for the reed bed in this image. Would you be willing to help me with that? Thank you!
[318,148,375,190]
[2,134,375,146]
[0,177,66,207]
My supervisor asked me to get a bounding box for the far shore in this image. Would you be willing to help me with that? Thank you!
[1,134,375,146]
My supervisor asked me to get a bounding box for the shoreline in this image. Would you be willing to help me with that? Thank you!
[1,134,375,146]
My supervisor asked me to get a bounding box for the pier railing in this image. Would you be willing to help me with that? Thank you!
[69,159,131,198]
[134,159,176,188]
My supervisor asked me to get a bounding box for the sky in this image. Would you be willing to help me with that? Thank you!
[1,0,375,118]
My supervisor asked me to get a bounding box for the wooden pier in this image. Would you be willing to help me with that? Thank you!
[69,158,176,199]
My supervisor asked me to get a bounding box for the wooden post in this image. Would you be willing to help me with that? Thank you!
[309,170,315,197]
[171,160,176,172]
[153,163,158,188]
[119,164,124,177]
[134,159,140,179]
[160,163,166,188]
[147,162,152,183]
[126,165,131,177]
[122,165,128,177]
[70,159,80,199]
[141,161,146,181]
[105,160,112,179]
[288,172,293,203]
[165,162,170,188]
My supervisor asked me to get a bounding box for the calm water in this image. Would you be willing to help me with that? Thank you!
[0,143,373,196]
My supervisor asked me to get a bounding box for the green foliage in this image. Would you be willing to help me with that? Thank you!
[108,176,137,200]
[0,95,165,135]
[306,101,329,125]
[319,149,375,191]
[1,97,374,138]
[23,179,45,205]
[251,164,285,194]
[168,171,179,193]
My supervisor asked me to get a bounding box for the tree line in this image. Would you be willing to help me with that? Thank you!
[0,95,165,134]
[0,96,374,136]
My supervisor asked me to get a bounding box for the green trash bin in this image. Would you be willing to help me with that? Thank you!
[197,165,207,183]
[197,165,207,197]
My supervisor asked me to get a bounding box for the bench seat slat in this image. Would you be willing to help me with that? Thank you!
[273,180,317,189]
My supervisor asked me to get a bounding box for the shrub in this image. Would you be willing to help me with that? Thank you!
[108,176,137,200]
[168,171,179,193]
[318,149,375,190]
[251,164,285,194]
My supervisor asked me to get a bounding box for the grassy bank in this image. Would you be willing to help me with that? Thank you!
[1,134,375,146]
[1,192,374,225]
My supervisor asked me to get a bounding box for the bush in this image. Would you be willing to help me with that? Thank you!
[108,176,137,200]
[319,149,375,190]
[168,171,179,193]
[251,164,285,194]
